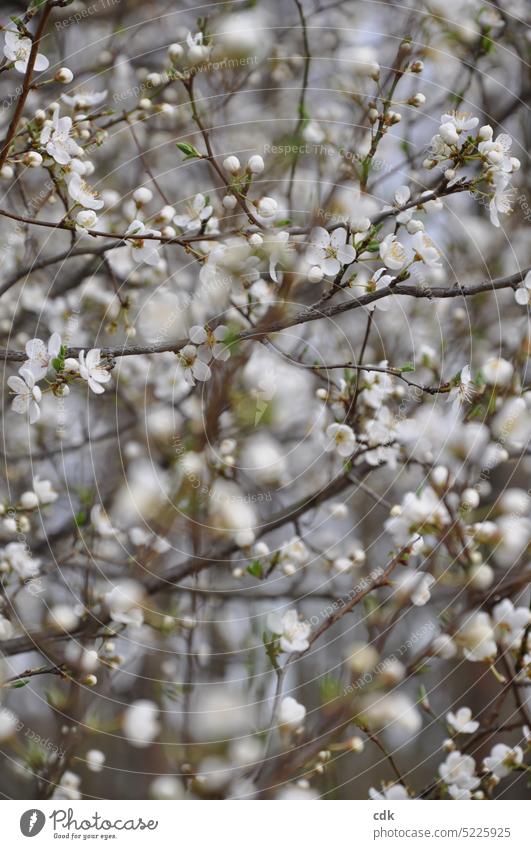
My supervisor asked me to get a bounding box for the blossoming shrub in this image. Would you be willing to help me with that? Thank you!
[0,0,529,801]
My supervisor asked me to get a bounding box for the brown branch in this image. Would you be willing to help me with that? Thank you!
[0,2,53,170]
[0,268,527,364]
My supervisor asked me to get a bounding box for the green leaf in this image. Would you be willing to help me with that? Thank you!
[176,142,201,159]
[247,560,263,579]
[480,34,495,54]
[400,362,415,373]
[11,679,29,688]
[51,344,68,373]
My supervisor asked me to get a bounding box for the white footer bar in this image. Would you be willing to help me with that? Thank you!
[3,799,526,847]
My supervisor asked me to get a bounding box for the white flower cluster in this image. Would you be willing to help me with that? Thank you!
[426,111,520,227]
[453,599,531,663]
[7,333,112,423]
[0,0,530,804]
[177,324,231,386]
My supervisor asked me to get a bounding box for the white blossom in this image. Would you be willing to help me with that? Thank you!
[431,634,457,659]
[393,569,436,607]
[481,357,513,387]
[379,233,408,270]
[62,90,107,110]
[79,349,111,394]
[173,194,213,233]
[277,696,306,731]
[325,423,356,457]
[40,107,82,165]
[306,227,356,276]
[3,30,48,74]
[515,270,531,306]
[91,504,118,538]
[447,707,479,734]
[267,609,310,653]
[123,700,160,747]
[361,692,422,736]
[366,268,395,311]
[438,111,479,148]
[411,231,441,268]
[369,783,409,800]
[178,344,212,385]
[186,31,211,64]
[439,751,480,791]
[491,599,531,651]
[189,325,230,362]
[150,776,184,799]
[385,487,448,547]
[0,615,14,640]
[24,332,61,380]
[86,749,106,773]
[7,367,42,423]
[483,744,523,779]
[105,580,144,627]
[448,364,476,411]
[455,611,497,662]
[67,172,104,210]
[489,172,513,227]
[0,541,40,579]
[53,771,81,800]
[125,219,161,266]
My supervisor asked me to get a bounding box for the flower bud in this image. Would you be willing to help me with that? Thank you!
[156,205,176,224]
[146,73,162,87]
[24,151,43,167]
[133,187,153,206]
[461,488,480,510]
[55,67,74,84]
[247,154,265,174]
[467,563,494,591]
[349,736,364,753]
[223,155,241,175]
[76,210,98,229]
[168,43,184,63]
[20,491,38,510]
[308,265,324,283]
[256,196,277,217]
